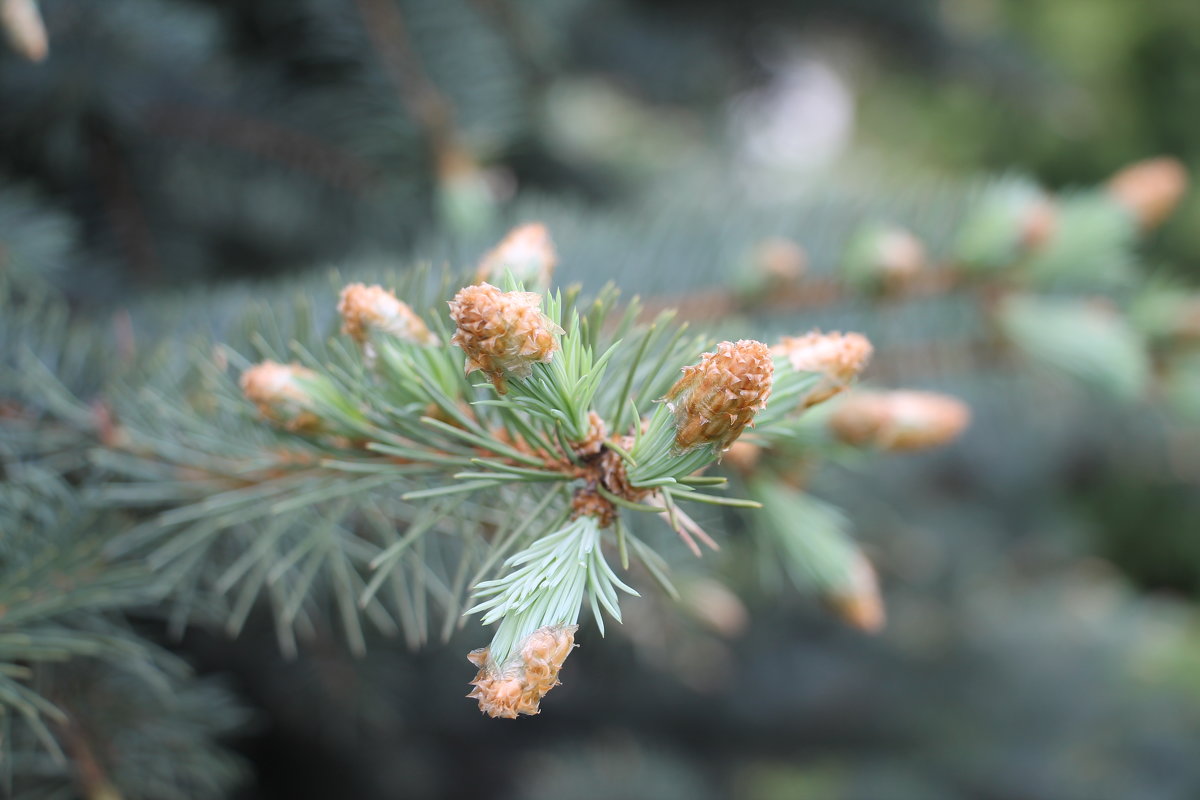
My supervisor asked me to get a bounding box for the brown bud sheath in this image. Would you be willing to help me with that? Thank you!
[666,340,773,452]
[475,223,557,287]
[448,283,562,393]
[830,390,970,451]
[1107,156,1188,230]
[239,361,321,432]
[772,331,872,407]
[337,283,437,346]
[467,625,577,718]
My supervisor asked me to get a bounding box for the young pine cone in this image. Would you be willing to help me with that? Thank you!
[448,283,562,394]
[240,361,323,432]
[475,223,557,288]
[829,390,970,451]
[666,339,774,452]
[337,283,437,346]
[467,625,577,719]
[772,331,872,408]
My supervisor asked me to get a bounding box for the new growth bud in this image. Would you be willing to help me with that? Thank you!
[666,339,774,452]
[827,552,885,633]
[753,236,807,285]
[448,282,563,393]
[467,625,577,718]
[1107,156,1188,230]
[830,390,970,451]
[843,223,926,293]
[2,0,48,62]
[475,223,557,288]
[772,331,872,408]
[337,283,437,346]
[240,361,323,432]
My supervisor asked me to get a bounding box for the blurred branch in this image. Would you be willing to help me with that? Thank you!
[144,105,373,193]
[87,126,160,282]
[352,0,474,175]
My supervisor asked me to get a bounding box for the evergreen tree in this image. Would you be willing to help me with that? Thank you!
[4,3,1200,799]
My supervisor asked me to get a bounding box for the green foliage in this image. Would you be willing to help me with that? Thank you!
[997,295,1150,401]
[1023,192,1137,289]
[0,130,1197,791]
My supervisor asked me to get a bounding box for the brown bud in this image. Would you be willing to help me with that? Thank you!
[826,553,885,633]
[475,223,557,287]
[1107,156,1188,229]
[239,361,322,432]
[570,488,616,528]
[829,390,970,451]
[448,283,563,394]
[666,340,774,452]
[337,283,437,346]
[598,435,653,504]
[771,331,872,407]
[574,411,608,458]
[467,625,577,719]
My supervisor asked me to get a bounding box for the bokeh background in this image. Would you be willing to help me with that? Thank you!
[5,1,1200,799]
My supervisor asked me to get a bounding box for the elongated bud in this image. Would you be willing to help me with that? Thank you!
[240,361,323,432]
[337,283,437,346]
[475,223,557,288]
[666,340,773,452]
[467,625,577,718]
[1107,156,1188,229]
[2,0,48,62]
[826,552,885,633]
[830,390,970,451]
[772,331,872,408]
[679,577,749,638]
[448,282,562,393]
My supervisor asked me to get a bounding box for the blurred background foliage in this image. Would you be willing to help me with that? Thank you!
[4,1,1200,799]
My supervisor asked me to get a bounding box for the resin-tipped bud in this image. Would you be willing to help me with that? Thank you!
[337,283,437,346]
[772,331,872,408]
[475,223,557,288]
[467,625,578,719]
[829,390,970,451]
[666,339,774,452]
[448,282,563,393]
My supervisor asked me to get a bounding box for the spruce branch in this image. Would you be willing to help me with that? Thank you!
[56,218,1012,723]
